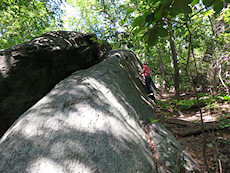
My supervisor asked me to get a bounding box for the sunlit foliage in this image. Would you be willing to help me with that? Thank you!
[0,0,64,49]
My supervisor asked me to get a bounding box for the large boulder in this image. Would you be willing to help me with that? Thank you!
[0,50,198,172]
[0,31,102,137]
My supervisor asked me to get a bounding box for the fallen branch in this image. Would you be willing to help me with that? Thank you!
[162,118,192,127]
[177,124,220,137]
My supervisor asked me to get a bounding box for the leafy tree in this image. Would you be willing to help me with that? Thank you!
[63,0,131,49]
[124,0,229,95]
[1,0,229,94]
[0,0,64,49]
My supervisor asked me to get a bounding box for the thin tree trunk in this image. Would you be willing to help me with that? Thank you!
[157,46,166,92]
[185,22,209,172]
[191,47,198,75]
[219,64,230,94]
[168,27,180,99]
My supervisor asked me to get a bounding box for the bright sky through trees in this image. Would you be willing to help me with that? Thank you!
[61,1,79,30]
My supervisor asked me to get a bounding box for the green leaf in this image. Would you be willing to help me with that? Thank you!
[166,113,173,117]
[190,0,199,5]
[150,118,158,123]
[127,8,134,15]
[218,119,230,129]
[147,29,157,46]
[119,19,125,25]
[176,99,196,109]
[154,8,164,22]
[132,15,145,27]
[170,0,192,16]
[146,26,168,46]
[161,0,174,12]
[152,0,162,6]
[223,96,230,100]
[133,24,146,34]
[177,101,183,105]
[183,5,192,14]
[203,10,214,16]
[158,27,168,37]
[219,93,228,96]
[213,0,224,14]
[146,13,154,23]
[203,0,213,7]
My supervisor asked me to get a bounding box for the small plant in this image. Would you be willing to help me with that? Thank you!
[216,114,230,129]
[159,103,171,109]
[219,92,229,97]
[205,102,220,110]
[177,99,196,109]
[150,118,158,124]
[197,93,208,97]
[191,120,199,123]
[217,119,230,129]
[160,111,172,117]
[165,113,173,117]
[217,95,230,101]
[199,95,214,104]
[157,101,173,109]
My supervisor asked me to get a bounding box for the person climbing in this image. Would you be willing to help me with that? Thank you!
[139,62,154,96]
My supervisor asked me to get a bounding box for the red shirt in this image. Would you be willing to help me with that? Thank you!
[143,65,151,76]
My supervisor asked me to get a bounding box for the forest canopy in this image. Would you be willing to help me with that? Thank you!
[0,0,229,96]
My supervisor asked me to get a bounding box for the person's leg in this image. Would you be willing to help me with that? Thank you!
[145,76,156,102]
[145,76,153,93]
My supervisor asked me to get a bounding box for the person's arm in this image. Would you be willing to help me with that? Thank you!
[139,66,145,75]
[139,69,144,75]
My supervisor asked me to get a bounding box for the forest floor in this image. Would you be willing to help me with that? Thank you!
[154,92,230,173]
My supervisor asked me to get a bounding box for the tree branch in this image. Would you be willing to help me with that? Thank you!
[189,0,217,20]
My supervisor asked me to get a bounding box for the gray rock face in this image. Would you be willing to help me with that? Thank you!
[0,31,101,137]
[0,50,198,172]
[148,123,199,172]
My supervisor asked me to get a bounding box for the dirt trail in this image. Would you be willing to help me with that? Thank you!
[154,93,230,172]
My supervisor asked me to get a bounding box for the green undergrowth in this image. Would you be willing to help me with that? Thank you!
[154,92,230,128]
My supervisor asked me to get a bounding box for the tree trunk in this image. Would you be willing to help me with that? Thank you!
[169,27,180,99]
[157,46,166,92]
